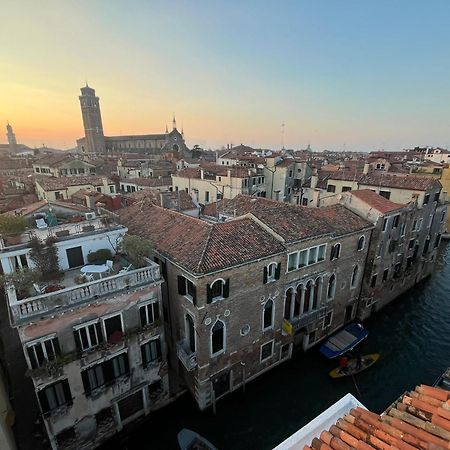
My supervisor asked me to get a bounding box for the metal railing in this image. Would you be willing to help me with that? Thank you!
[176,340,197,371]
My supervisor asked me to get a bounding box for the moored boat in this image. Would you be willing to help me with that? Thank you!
[320,322,368,359]
[329,353,380,378]
[177,428,218,450]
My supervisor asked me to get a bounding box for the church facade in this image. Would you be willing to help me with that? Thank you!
[76,85,190,157]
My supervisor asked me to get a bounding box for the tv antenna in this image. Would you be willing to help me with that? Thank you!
[281,123,285,151]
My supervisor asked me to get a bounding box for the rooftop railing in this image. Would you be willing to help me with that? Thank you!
[9,263,160,326]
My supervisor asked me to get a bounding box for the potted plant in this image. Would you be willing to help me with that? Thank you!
[0,215,27,245]
[121,235,153,268]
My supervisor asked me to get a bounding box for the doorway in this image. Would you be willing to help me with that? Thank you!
[66,246,84,268]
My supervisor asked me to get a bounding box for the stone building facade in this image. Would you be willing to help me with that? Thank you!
[120,196,373,410]
[0,219,169,449]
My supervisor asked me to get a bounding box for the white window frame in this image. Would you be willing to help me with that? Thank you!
[139,300,159,327]
[327,274,336,300]
[267,262,277,282]
[322,312,333,330]
[331,243,341,260]
[102,312,125,342]
[141,336,162,366]
[25,334,58,369]
[287,252,298,272]
[260,340,274,362]
[262,299,275,331]
[350,265,359,289]
[357,235,365,251]
[74,319,102,351]
[287,244,327,273]
[210,278,225,302]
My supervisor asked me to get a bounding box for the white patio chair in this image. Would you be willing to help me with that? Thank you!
[35,218,48,229]
[118,264,133,274]
[84,273,94,282]
[33,282,48,294]
[105,260,114,274]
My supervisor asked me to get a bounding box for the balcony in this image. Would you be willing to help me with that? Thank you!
[9,263,161,326]
[0,217,123,251]
[284,304,329,334]
[176,340,197,371]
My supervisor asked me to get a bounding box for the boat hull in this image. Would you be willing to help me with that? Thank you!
[329,353,380,378]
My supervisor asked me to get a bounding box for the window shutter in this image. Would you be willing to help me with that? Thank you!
[206,284,212,304]
[38,389,50,413]
[154,303,160,321]
[178,276,186,295]
[62,380,72,404]
[192,285,197,306]
[139,306,146,327]
[223,279,230,298]
[123,354,130,375]
[73,330,82,352]
[275,263,281,280]
[263,266,268,284]
[156,338,162,359]
[81,371,90,394]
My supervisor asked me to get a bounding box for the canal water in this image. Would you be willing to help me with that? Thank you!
[105,242,450,450]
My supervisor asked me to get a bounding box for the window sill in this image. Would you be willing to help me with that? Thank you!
[211,350,225,358]
[184,294,194,303]
[211,296,224,303]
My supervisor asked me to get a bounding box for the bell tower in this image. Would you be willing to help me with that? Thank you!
[6,122,17,153]
[79,84,106,154]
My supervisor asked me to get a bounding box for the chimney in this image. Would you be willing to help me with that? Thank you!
[310,175,318,189]
[363,163,370,174]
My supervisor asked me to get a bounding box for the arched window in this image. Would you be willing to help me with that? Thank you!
[207,279,229,303]
[294,285,302,317]
[303,281,313,313]
[284,288,293,320]
[263,300,274,330]
[264,262,280,284]
[357,236,365,251]
[313,278,321,309]
[327,274,336,300]
[330,243,341,260]
[211,320,225,356]
[186,314,196,353]
[351,265,359,288]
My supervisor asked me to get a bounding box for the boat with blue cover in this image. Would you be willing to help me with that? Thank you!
[320,322,368,359]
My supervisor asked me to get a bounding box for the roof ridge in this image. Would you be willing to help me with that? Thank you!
[196,225,214,273]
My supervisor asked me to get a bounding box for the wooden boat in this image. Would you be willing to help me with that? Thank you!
[177,428,218,450]
[320,322,368,359]
[329,353,380,378]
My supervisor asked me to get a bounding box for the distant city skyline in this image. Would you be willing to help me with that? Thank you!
[2,0,450,151]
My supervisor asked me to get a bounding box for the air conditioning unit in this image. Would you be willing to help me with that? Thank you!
[85,212,96,220]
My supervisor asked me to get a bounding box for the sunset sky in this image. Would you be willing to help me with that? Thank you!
[2,0,450,151]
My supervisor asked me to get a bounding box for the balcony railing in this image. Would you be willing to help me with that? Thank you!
[9,264,160,325]
[176,340,197,371]
[287,304,329,333]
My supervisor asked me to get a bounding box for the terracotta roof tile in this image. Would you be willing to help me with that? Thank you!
[359,173,441,190]
[350,190,405,214]
[35,175,115,190]
[119,201,285,274]
[304,385,450,450]
[124,177,172,187]
[203,195,373,242]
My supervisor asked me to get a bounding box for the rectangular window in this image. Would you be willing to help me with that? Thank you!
[287,253,297,271]
[103,314,123,343]
[177,276,197,304]
[412,219,418,231]
[205,191,210,202]
[423,194,430,205]
[323,312,333,329]
[379,191,391,200]
[408,239,415,250]
[54,191,62,200]
[110,186,115,193]
[392,215,400,229]
[260,341,274,362]
[382,218,388,231]
[139,302,160,328]
[327,184,336,193]
[400,222,406,237]
[298,250,308,268]
[434,234,441,248]
[370,274,377,288]
[318,245,326,262]
[434,192,440,202]
[308,247,318,265]
[38,380,72,414]
[428,214,433,228]
[382,268,389,282]
[26,336,60,369]
[96,187,102,193]
[74,322,104,352]
[342,186,351,192]
[417,218,423,231]
[141,338,162,366]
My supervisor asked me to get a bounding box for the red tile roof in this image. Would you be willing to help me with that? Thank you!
[203,195,373,242]
[359,173,441,191]
[35,175,115,190]
[124,177,172,187]
[119,201,285,274]
[350,190,405,214]
[303,385,450,450]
